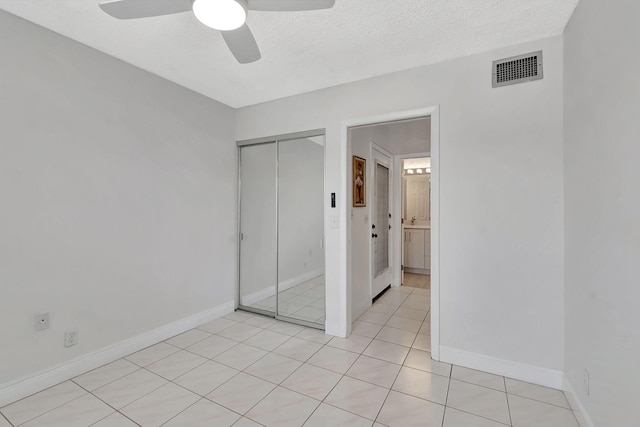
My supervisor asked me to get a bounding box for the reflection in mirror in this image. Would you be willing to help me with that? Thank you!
[277,136,325,326]
[239,143,277,313]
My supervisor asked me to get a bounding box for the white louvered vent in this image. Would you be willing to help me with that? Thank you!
[492,51,543,88]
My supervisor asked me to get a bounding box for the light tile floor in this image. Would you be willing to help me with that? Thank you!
[1,286,579,427]
[402,272,430,289]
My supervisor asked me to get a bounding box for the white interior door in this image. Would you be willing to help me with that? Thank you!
[372,147,392,298]
[406,175,430,222]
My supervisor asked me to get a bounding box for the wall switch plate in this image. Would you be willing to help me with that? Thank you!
[65,328,78,347]
[35,313,49,331]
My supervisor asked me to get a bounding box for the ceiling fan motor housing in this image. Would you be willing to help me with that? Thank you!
[192,0,248,31]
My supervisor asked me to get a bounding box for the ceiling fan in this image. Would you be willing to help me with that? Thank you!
[99,0,336,63]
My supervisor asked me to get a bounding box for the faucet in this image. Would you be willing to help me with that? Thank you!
[411,216,416,225]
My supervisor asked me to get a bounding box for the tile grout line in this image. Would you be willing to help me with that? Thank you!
[106,353,239,420]
[2,388,90,427]
[372,287,417,425]
[504,377,514,426]
[445,407,512,426]
[129,357,260,424]
[73,374,144,427]
[298,333,370,423]
[165,328,217,349]
[239,384,282,424]
[0,412,14,427]
[504,390,575,410]
[440,363,453,427]
[190,318,332,418]
[155,397,214,427]
[125,341,183,369]
[71,360,142,394]
[0,378,89,425]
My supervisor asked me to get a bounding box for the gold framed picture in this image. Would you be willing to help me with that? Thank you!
[352,156,366,207]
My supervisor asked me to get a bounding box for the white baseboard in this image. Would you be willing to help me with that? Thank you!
[0,301,234,407]
[563,374,595,427]
[240,269,324,307]
[440,346,564,390]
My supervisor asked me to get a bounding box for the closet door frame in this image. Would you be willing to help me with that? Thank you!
[237,129,326,329]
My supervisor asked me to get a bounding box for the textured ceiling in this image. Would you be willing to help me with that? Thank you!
[0,0,578,108]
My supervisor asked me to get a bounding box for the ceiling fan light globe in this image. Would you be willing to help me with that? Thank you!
[192,0,247,31]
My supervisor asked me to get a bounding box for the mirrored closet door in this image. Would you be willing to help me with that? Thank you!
[238,142,277,314]
[238,130,325,329]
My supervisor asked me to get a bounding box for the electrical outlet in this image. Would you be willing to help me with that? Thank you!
[35,313,49,331]
[583,368,590,397]
[64,328,78,348]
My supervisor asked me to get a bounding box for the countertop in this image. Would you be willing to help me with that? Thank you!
[404,224,431,230]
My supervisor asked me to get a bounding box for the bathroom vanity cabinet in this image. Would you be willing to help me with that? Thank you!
[404,226,431,272]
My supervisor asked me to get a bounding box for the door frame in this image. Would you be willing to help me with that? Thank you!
[341,106,440,360]
[370,143,393,300]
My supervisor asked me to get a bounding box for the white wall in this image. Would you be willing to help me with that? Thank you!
[0,10,237,395]
[237,36,566,380]
[348,132,373,319]
[564,0,640,425]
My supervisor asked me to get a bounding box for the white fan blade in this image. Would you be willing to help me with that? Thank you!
[222,24,261,64]
[99,0,191,19]
[247,0,335,11]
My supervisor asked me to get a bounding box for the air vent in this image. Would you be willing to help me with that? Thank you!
[492,51,543,88]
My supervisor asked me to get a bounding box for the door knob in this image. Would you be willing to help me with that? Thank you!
[372,233,378,238]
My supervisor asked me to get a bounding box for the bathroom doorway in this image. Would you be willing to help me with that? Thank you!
[400,156,431,290]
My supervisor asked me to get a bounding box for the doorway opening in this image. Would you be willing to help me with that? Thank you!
[343,106,440,358]
[400,156,431,291]
[346,112,437,343]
